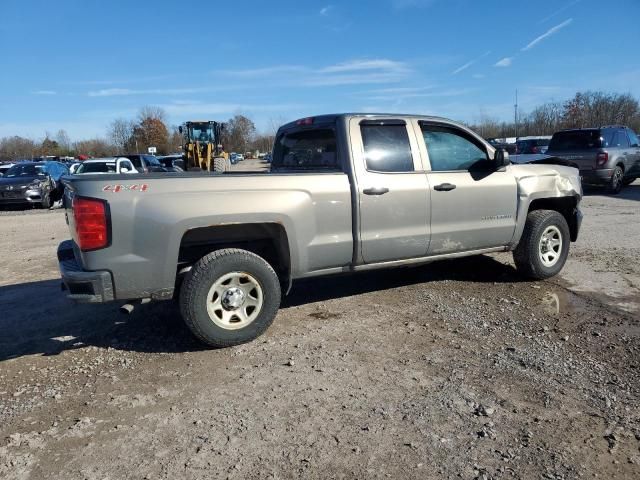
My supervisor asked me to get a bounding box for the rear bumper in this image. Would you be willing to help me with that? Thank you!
[580,168,612,185]
[58,240,114,303]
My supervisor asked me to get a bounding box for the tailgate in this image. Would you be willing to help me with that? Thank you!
[548,150,599,171]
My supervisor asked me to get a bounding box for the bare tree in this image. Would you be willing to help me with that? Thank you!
[108,118,135,153]
[0,136,37,161]
[224,114,257,153]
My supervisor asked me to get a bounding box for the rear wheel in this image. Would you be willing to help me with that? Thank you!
[609,165,624,194]
[513,210,570,280]
[179,249,281,347]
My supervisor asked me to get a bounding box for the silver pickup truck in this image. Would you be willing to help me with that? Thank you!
[59,114,582,347]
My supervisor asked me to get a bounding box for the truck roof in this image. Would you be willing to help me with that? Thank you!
[279,113,459,131]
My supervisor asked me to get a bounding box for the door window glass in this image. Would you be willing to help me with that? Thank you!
[628,130,640,147]
[421,125,488,171]
[611,130,630,148]
[360,122,413,172]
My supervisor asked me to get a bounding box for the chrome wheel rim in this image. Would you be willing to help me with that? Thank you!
[539,226,563,268]
[206,272,263,330]
[613,168,623,190]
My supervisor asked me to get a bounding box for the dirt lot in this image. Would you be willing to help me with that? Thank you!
[0,181,639,479]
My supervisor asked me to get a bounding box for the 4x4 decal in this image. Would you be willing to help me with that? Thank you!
[102,184,148,193]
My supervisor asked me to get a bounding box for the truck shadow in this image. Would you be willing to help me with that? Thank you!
[582,183,640,201]
[0,255,520,361]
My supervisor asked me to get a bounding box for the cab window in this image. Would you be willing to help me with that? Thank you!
[421,124,488,171]
[360,121,414,172]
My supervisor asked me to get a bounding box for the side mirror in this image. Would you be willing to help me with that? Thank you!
[495,148,510,168]
[178,126,183,134]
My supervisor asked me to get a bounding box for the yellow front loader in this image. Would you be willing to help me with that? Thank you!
[179,121,228,172]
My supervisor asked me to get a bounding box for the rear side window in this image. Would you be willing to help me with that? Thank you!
[360,122,413,172]
[628,130,640,147]
[548,130,603,150]
[144,155,161,165]
[128,156,142,169]
[271,128,339,172]
[611,130,630,148]
[421,124,488,171]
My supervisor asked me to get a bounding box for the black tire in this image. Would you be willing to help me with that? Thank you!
[608,165,624,194]
[513,209,570,280]
[179,248,281,347]
[41,192,51,209]
[622,177,636,186]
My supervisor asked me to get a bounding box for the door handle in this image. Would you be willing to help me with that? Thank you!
[363,187,389,195]
[434,183,456,191]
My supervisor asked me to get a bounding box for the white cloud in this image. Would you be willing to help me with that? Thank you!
[472,73,485,79]
[522,18,573,51]
[320,5,332,16]
[87,86,238,97]
[159,102,304,116]
[451,51,491,75]
[223,58,411,87]
[538,0,580,24]
[494,57,513,67]
[32,90,57,95]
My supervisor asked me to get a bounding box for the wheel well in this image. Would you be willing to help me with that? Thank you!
[178,223,291,281]
[528,197,579,241]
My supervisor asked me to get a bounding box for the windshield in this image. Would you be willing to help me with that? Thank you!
[77,162,116,173]
[4,164,46,178]
[189,125,214,143]
[548,130,602,151]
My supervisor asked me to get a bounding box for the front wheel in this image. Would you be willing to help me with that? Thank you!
[179,248,281,347]
[513,210,570,280]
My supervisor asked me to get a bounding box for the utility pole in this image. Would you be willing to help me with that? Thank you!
[514,89,519,140]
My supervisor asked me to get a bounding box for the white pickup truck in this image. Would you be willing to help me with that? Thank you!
[75,158,138,175]
[59,114,583,347]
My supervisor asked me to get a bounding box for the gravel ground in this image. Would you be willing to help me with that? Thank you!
[0,182,639,479]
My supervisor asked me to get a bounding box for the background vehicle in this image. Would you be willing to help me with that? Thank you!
[179,121,227,172]
[546,126,640,193]
[157,155,185,172]
[516,136,551,154]
[58,113,582,348]
[120,154,167,173]
[75,158,138,174]
[0,161,68,207]
[263,153,272,163]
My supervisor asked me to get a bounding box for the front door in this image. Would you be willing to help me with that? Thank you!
[416,121,517,255]
[350,118,430,264]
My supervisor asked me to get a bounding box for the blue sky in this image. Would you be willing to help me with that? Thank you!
[1,0,639,140]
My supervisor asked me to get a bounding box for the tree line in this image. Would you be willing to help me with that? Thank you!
[2,91,639,161]
[0,106,279,161]
[468,91,640,139]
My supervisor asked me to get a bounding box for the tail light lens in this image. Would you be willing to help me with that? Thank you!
[296,117,314,126]
[73,197,110,251]
[596,152,608,166]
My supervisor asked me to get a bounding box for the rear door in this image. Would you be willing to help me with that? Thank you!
[349,117,430,264]
[415,121,517,255]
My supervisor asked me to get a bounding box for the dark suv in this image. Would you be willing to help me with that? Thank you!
[546,126,640,193]
[121,154,167,173]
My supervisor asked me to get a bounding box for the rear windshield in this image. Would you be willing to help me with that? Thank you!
[271,128,340,172]
[77,162,116,173]
[548,131,602,151]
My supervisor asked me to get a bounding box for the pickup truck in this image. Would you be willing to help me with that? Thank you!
[58,114,582,347]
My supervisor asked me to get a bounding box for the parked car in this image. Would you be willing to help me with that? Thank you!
[120,154,167,173]
[0,162,16,176]
[75,158,138,174]
[58,113,582,348]
[263,153,272,163]
[69,162,82,174]
[546,126,640,193]
[0,161,68,207]
[516,136,551,154]
[157,155,185,172]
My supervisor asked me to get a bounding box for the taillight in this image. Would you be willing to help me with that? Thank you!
[73,197,110,251]
[596,152,608,166]
[296,117,314,126]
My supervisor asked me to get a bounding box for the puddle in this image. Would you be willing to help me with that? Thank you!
[540,289,589,316]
